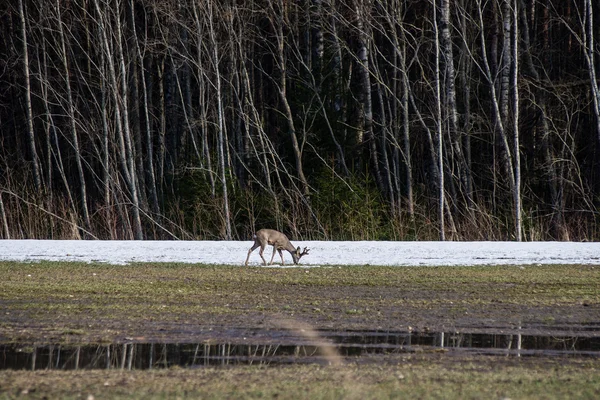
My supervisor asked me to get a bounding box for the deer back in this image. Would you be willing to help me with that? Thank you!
[256,229,296,252]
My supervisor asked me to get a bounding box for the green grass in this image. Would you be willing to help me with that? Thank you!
[1,357,600,399]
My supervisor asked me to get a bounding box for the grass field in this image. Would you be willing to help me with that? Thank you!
[2,357,600,399]
[1,262,599,398]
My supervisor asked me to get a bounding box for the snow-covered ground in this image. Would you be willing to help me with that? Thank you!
[0,240,598,266]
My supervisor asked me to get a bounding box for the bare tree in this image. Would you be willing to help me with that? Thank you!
[433,0,445,241]
[441,0,471,209]
[93,0,143,239]
[206,0,232,239]
[512,0,522,241]
[269,0,310,196]
[18,0,41,192]
[583,0,600,142]
[55,0,92,234]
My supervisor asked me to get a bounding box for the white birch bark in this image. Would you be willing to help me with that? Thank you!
[18,0,41,192]
[206,1,232,239]
[93,0,143,239]
[55,0,92,232]
[129,0,159,215]
[476,0,515,193]
[434,0,445,241]
[271,0,310,196]
[512,0,522,241]
[583,0,600,142]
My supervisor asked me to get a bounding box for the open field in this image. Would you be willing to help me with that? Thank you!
[1,262,599,340]
[1,261,600,398]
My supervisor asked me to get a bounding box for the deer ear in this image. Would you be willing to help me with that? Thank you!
[296,246,300,252]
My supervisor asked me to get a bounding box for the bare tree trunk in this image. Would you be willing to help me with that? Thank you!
[400,44,414,220]
[441,0,472,211]
[583,0,600,142]
[386,2,414,219]
[194,0,220,196]
[93,15,115,239]
[311,0,324,88]
[18,0,42,192]
[354,1,370,146]
[157,58,167,203]
[93,0,143,239]
[434,0,445,241]
[232,12,278,200]
[476,0,515,194]
[39,28,79,237]
[129,0,159,215]
[100,67,114,239]
[512,0,522,241]
[206,1,232,239]
[500,0,512,125]
[55,0,92,234]
[355,0,384,193]
[0,194,9,239]
[458,0,474,208]
[115,0,143,239]
[38,35,53,201]
[328,2,350,176]
[51,116,79,239]
[271,0,310,196]
[374,79,395,206]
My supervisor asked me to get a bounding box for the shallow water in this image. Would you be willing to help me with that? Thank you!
[2,328,599,370]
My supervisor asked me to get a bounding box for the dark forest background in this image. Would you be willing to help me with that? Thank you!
[1,0,600,241]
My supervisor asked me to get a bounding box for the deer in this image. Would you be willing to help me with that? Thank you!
[244,229,310,266]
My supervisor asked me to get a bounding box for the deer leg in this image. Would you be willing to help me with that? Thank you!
[245,242,261,266]
[258,244,268,265]
[268,245,278,265]
[278,249,285,265]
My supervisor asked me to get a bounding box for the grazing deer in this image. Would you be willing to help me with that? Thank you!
[245,229,310,266]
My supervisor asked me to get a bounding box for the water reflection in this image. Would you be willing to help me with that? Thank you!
[1,330,599,370]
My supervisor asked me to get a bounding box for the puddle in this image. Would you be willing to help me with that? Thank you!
[2,330,599,370]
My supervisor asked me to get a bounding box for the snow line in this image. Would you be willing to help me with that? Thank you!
[0,240,598,266]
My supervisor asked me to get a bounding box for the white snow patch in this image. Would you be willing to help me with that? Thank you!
[0,240,598,266]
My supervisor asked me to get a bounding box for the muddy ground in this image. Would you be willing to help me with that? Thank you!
[1,262,600,399]
[1,262,598,344]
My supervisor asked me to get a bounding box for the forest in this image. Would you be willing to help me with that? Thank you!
[1,0,599,241]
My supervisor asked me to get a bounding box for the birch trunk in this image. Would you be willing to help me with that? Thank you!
[355,1,384,193]
[55,0,92,233]
[584,0,600,142]
[441,0,471,208]
[434,0,445,241]
[512,0,522,241]
[458,0,474,207]
[207,1,232,239]
[272,0,310,196]
[129,0,159,215]
[93,0,143,239]
[476,0,515,193]
[114,0,143,239]
[18,0,42,192]
[0,194,9,239]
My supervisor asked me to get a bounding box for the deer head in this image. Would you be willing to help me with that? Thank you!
[292,246,310,264]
